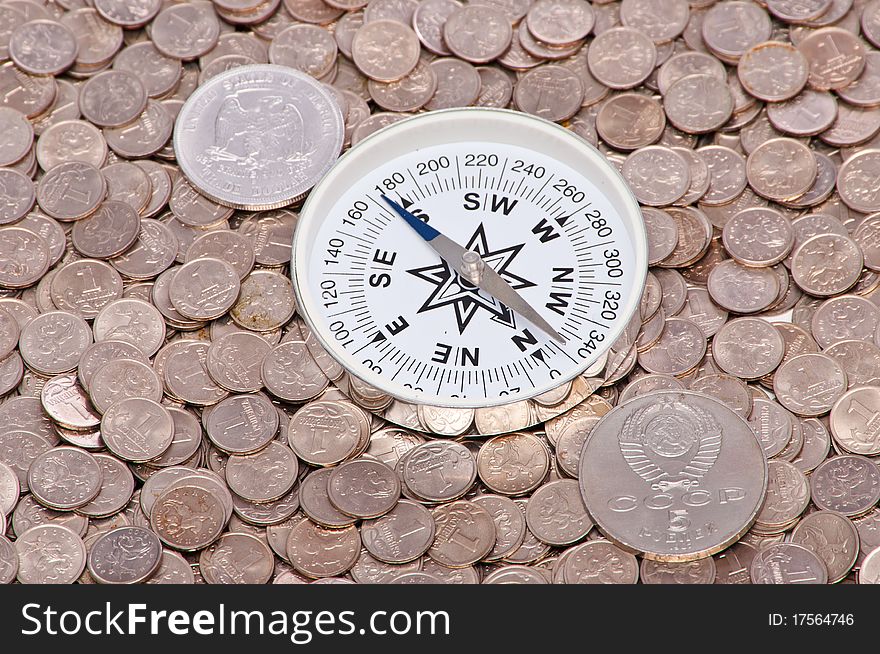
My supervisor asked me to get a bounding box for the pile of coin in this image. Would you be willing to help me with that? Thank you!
[1,0,880,585]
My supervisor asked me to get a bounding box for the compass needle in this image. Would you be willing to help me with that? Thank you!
[380,194,567,343]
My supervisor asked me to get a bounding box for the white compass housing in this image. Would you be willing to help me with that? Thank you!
[293,108,647,408]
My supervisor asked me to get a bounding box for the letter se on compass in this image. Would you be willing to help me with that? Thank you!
[293,110,646,408]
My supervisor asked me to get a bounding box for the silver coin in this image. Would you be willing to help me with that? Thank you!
[174,65,344,210]
[579,391,768,561]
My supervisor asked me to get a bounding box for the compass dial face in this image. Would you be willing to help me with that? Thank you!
[294,109,646,408]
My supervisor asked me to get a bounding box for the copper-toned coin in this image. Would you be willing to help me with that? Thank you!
[811,455,880,517]
[352,19,420,82]
[37,161,106,221]
[665,74,734,134]
[767,0,832,22]
[9,19,78,76]
[412,0,460,55]
[702,1,771,63]
[798,26,865,91]
[368,60,437,111]
[707,259,781,314]
[838,51,880,107]
[738,41,808,102]
[269,24,337,78]
[596,93,666,150]
[830,387,880,456]
[697,145,747,206]
[750,543,828,584]
[286,518,360,579]
[101,397,174,464]
[151,2,220,61]
[28,446,102,511]
[767,89,838,137]
[791,233,863,297]
[838,149,880,214]
[657,206,712,268]
[641,207,679,265]
[428,500,495,567]
[113,42,181,98]
[514,65,583,122]
[588,27,656,90]
[638,317,706,376]
[622,146,690,207]
[79,70,147,129]
[747,137,817,202]
[714,317,784,381]
[722,207,794,267]
[774,353,847,417]
[527,0,594,45]
[791,510,858,584]
[812,294,879,348]
[423,57,481,109]
[443,5,511,64]
[0,60,56,119]
[517,19,581,60]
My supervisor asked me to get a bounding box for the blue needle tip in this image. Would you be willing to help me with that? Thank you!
[380,194,441,241]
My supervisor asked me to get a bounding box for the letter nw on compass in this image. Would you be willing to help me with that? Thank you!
[406,223,536,335]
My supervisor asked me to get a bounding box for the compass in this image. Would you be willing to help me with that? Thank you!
[292,108,646,424]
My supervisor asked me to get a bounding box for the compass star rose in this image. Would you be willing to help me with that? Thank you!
[406,223,536,335]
